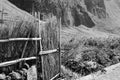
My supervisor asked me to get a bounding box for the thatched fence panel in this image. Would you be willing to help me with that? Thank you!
[0,17,39,65]
[41,19,59,50]
[0,7,60,79]
[42,52,60,80]
[40,19,60,80]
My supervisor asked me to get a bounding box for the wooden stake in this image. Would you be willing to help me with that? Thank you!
[40,39,44,80]
[38,19,44,80]
[35,20,38,80]
[36,12,41,80]
[19,33,31,69]
[21,33,31,58]
[59,18,61,76]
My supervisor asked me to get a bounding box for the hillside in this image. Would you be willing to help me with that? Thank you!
[0,0,35,21]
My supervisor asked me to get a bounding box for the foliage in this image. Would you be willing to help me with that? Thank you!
[62,37,120,76]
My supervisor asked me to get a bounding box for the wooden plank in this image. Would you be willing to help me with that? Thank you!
[0,57,36,67]
[0,38,41,42]
[39,49,57,55]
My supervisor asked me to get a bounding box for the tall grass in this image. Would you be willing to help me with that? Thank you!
[0,20,39,73]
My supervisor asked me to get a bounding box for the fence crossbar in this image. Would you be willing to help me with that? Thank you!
[39,49,58,55]
[50,73,60,80]
[0,38,41,42]
[0,49,58,67]
[0,57,36,67]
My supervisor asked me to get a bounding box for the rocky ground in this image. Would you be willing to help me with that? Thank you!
[0,64,38,80]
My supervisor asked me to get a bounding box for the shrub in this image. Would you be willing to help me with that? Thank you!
[62,37,120,76]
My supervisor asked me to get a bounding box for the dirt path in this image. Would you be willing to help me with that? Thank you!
[76,62,120,80]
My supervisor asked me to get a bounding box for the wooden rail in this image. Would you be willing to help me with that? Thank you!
[39,49,58,55]
[50,73,60,80]
[0,49,58,67]
[0,57,36,67]
[0,38,41,42]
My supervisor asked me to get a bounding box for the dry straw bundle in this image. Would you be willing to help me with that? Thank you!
[0,20,39,63]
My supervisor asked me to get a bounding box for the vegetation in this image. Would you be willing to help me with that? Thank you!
[37,0,95,27]
[0,20,39,61]
[0,20,40,76]
[62,36,120,76]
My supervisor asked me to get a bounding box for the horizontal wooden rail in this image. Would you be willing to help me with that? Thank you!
[0,49,58,67]
[0,57,36,67]
[0,38,41,42]
[50,73,60,80]
[39,49,58,55]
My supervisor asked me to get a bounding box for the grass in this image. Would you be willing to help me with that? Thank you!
[61,36,120,78]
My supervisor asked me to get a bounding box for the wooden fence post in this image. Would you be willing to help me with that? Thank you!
[59,18,61,76]
[38,19,45,80]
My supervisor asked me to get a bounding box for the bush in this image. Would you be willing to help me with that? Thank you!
[62,37,120,76]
